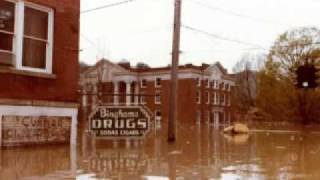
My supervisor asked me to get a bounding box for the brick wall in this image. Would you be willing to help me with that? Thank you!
[83,77,233,125]
[0,0,80,103]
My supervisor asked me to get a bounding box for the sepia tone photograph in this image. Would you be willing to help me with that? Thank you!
[1,0,320,179]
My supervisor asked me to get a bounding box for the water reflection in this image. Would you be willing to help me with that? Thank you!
[1,124,320,179]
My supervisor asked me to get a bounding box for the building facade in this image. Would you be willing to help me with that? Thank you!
[80,59,235,127]
[0,0,80,146]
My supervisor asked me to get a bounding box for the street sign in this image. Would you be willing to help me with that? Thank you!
[89,105,151,139]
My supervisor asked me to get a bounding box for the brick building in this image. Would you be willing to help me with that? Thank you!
[0,0,80,146]
[80,59,235,127]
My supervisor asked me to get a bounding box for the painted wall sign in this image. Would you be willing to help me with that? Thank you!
[89,106,151,139]
[1,116,71,146]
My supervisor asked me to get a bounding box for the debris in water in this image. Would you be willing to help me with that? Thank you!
[169,150,183,155]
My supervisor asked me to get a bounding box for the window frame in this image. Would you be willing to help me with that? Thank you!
[205,79,210,88]
[140,91,146,105]
[155,77,161,88]
[3,0,54,74]
[155,110,162,118]
[196,110,201,124]
[196,90,201,104]
[154,90,161,104]
[206,91,210,104]
[196,78,201,87]
[140,79,147,88]
[214,92,219,105]
[0,0,16,62]
[213,80,219,89]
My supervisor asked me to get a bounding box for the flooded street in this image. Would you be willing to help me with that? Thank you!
[0,124,320,180]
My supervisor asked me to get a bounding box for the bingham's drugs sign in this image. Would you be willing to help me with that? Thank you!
[89,106,151,139]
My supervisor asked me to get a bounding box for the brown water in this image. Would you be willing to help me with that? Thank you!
[1,124,320,180]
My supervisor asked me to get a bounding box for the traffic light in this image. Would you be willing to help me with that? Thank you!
[295,64,318,89]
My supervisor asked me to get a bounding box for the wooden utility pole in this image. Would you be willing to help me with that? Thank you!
[168,0,182,142]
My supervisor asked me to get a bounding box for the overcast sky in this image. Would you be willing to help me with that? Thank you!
[80,0,320,72]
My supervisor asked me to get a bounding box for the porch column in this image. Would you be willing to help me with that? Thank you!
[126,81,132,106]
[134,82,139,105]
[113,81,119,105]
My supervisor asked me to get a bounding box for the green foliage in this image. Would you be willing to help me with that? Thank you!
[256,27,320,123]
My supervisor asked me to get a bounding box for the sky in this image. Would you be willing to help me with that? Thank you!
[80,0,320,72]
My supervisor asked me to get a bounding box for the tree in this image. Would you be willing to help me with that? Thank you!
[258,27,320,124]
[232,53,265,113]
[269,27,320,75]
[136,62,150,69]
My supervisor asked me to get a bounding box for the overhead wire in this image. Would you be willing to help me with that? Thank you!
[188,0,292,27]
[81,0,139,14]
[182,24,267,50]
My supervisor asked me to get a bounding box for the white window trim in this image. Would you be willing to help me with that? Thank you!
[140,94,146,105]
[12,1,54,74]
[206,79,210,88]
[206,91,210,104]
[214,92,219,105]
[196,78,201,87]
[155,77,161,88]
[213,80,219,89]
[155,91,161,104]
[222,94,226,106]
[197,90,201,104]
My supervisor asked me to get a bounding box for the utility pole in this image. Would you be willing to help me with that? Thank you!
[168,0,182,142]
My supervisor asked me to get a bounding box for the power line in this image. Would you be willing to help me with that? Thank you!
[188,0,292,27]
[182,24,267,50]
[81,0,139,14]
[80,33,108,57]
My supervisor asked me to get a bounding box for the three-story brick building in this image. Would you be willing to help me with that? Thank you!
[80,59,235,127]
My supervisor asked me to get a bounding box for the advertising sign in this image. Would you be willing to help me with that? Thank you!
[89,106,151,139]
[1,116,71,146]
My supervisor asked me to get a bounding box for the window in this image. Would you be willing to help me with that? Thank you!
[155,77,161,87]
[205,79,209,88]
[196,110,201,124]
[213,80,219,89]
[0,0,14,65]
[141,79,147,88]
[205,91,210,104]
[196,78,201,87]
[214,92,219,105]
[155,110,162,118]
[206,111,210,123]
[211,93,215,104]
[228,94,231,106]
[196,90,201,104]
[221,93,226,105]
[0,1,53,73]
[140,92,146,104]
[155,91,161,104]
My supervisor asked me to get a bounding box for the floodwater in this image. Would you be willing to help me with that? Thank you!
[1,123,320,180]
